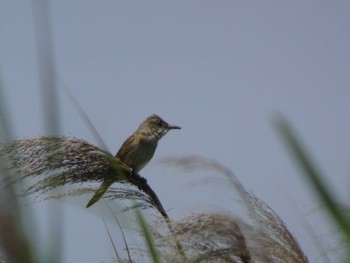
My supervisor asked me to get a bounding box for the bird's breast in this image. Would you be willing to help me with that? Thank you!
[127,140,157,173]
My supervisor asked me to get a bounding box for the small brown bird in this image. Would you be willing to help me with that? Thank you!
[86,114,181,207]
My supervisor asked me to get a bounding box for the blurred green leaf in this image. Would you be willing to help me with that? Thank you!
[275,116,350,243]
[135,209,160,263]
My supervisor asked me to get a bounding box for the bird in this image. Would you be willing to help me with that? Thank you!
[86,114,181,207]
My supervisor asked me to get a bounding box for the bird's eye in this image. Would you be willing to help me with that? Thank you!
[160,121,168,127]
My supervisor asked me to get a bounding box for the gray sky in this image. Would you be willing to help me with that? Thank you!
[1,1,350,262]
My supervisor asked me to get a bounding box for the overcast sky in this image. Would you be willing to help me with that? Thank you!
[1,1,350,262]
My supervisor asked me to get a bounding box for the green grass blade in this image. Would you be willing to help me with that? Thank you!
[0,73,36,263]
[135,209,160,263]
[61,82,108,151]
[275,116,350,242]
[102,217,120,259]
[0,74,12,140]
[106,203,132,260]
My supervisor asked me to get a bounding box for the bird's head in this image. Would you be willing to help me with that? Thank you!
[138,114,181,140]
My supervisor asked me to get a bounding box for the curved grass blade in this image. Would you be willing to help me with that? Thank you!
[135,208,160,263]
[275,116,350,244]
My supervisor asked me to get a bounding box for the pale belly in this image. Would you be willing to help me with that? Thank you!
[127,142,157,173]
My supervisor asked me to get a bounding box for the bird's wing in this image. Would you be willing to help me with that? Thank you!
[115,134,135,160]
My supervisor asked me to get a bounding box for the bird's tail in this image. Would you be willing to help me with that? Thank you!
[86,180,113,208]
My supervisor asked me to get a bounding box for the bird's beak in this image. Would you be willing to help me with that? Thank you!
[167,124,181,130]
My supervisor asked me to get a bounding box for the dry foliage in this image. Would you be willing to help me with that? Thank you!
[0,138,310,262]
